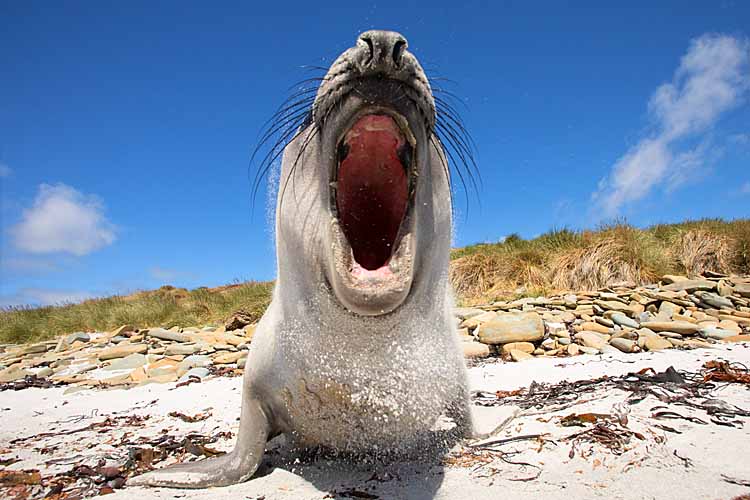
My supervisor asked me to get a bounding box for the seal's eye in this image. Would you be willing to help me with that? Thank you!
[337,142,350,163]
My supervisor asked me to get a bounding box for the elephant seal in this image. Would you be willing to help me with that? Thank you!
[130,30,475,488]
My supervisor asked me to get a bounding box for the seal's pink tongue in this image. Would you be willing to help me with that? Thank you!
[337,115,408,271]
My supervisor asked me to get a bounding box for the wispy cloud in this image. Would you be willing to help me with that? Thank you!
[1,257,61,274]
[593,34,750,216]
[0,163,11,178]
[741,181,750,194]
[149,266,195,283]
[0,288,94,308]
[10,183,117,256]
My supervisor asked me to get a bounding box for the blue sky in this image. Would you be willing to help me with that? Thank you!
[1,1,749,306]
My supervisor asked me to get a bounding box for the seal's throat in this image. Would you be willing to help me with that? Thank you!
[335,114,411,272]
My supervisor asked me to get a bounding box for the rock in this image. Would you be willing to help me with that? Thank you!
[672,314,696,324]
[104,353,147,371]
[566,344,580,356]
[610,338,638,353]
[453,307,487,320]
[612,330,638,340]
[662,280,716,293]
[695,291,733,309]
[640,321,700,336]
[17,344,49,356]
[576,332,608,350]
[541,338,557,349]
[717,280,734,297]
[718,320,743,333]
[177,367,211,383]
[661,275,689,284]
[212,351,245,365]
[564,294,577,307]
[65,332,90,345]
[699,327,737,340]
[463,342,491,359]
[147,328,189,343]
[501,342,535,354]
[579,346,601,355]
[130,367,147,382]
[578,322,610,334]
[0,365,31,382]
[111,324,135,337]
[656,301,681,320]
[610,312,639,329]
[110,336,129,343]
[225,311,254,331]
[595,317,615,328]
[477,312,545,345]
[98,344,148,361]
[593,300,635,314]
[165,344,201,356]
[147,366,177,378]
[644,336,672,351]
[557,337,571,345]
[509,349,533,362]
[722,335,750,343]
[461,311,498,329]
[734,283,750,298]
[177,354,212,377]
[658,331,684,339]
[35,367,53,378]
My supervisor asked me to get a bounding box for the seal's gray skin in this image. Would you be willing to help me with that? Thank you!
[129,30,471,489]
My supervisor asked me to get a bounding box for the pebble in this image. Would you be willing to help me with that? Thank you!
[147,328,190,343]
[98,344,148,361]
[644,336,673,351]
[640,321,700,335]
[477,312,544,345]
[509,349,533,362]
[610,312,639,329]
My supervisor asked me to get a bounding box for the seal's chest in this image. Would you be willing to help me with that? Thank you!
[282,370,448,450]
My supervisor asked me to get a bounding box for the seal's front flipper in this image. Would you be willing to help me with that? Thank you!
[128,397,271,489]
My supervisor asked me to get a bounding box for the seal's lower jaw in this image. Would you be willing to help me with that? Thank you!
[329,112,416,316]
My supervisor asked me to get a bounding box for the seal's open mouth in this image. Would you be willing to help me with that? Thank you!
[336,114,412,272]
[329,110,417,316]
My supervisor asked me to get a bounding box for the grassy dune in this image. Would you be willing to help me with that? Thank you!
[0,282,273,344]
[2,218,748,344]
[450,218,750,303]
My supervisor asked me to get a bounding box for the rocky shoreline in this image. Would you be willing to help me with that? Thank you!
[1,274,749,391]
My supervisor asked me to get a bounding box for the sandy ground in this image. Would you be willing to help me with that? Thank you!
[3,344,750,500]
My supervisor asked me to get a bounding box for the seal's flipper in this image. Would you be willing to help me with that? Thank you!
[128,397,271,489]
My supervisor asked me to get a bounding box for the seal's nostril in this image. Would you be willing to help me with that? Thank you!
[360,35,374,66]
[392,40,406,66]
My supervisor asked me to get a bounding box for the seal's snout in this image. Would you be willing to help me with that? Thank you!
[357,30,409,71]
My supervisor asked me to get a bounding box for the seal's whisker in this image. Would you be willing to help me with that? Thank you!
[435,121,480,184]
[251,120,311,207]
[435,125,481,204]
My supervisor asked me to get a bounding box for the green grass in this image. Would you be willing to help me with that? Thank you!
[450,218,750,304]
[3,218,749,345]
[0,282,273,345]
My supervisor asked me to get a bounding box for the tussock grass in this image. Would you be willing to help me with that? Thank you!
[3,219,749,344]
[0,282,273,345]
[450,218,750,304]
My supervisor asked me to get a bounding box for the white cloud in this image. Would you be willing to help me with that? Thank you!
[594,34,750,216]
[0,288,93,308]
[0,163,11,178]
[741,182,750,194]
[11,183,117,256]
